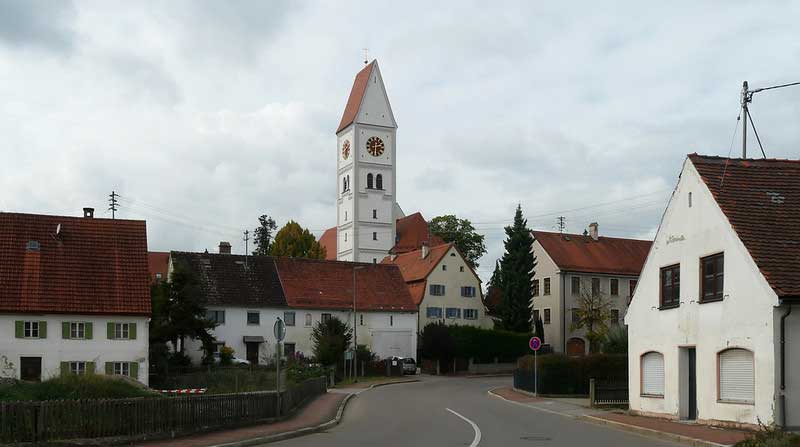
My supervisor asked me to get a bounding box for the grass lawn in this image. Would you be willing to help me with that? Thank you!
[333,375,413,388]
[0,374,160,401]
[152,367,279,394]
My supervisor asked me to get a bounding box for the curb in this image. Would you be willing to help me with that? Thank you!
[210,380,419,447]
[581,415,731,447]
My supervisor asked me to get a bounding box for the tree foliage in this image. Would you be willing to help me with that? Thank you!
[269,220,326,259]
[429,214,487,269]
[149,260,217,357]
[603,325,628,354]
[420,322,456,363]
[496,205,536,333]
[570,282,614,354]
[311,316,353,367]
[253,214,277,255]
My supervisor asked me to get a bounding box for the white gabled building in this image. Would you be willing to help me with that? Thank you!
[172,250,418,365]
[0,209,151,385]
[626,154,800,428]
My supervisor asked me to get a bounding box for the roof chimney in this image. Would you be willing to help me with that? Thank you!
[421,242,429,259]
[83,207,94,218]
[218,241,232,254]
[588,222,599,241]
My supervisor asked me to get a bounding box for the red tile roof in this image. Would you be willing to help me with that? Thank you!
[392,212,445,254]
[0,212,151,316]
[148,251,169,282]
[336,61,375,133]
[689,154,800,298]
[383,243,453,284]
[533,230,652,276]
[274,257,416,312]
[318,227,337,261]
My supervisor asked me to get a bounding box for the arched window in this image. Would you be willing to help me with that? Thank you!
[346,175,350,191]
[367,173,374,189]
[566,338,585,356]
[641,351,665,397]
[718,348,754,403]
[376,174,383,190]
[342,177,347,193]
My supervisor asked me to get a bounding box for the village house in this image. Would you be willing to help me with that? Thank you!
[530,227,651,355]
[0,209,151,385]
[626,154,800,428]
[148,251,170,283]
[382,242,490,333]
[171,248,417,365]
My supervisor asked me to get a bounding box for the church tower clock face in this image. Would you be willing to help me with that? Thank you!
[341,140,351,160]
[366,136,385,157]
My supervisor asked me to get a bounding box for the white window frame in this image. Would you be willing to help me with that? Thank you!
[426,307,442,319]
[114,323,129,340]
[284,312,296,327]
[70,361,87,375]
[463,309,478,320]
[718,348,755,404]
[113,362,130,377]
[207,310,225,325]
[247,311,260,326]
[641,351,665,397]
[70,322,86,339]
[305,313,312,327]
[445,307,461,319]
[24,321,40,338]
[430,284,446,296]
[461,286,476,298]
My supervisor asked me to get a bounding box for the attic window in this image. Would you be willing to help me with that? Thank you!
[25,241,40,251]
[688,192,692,208]
[450,253,456,256]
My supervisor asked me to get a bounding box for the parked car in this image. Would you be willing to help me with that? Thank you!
[401,357,416,375]
[212,352,251,365]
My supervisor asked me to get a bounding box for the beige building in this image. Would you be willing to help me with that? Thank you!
[531,226,651,355]
[383,243,490,333]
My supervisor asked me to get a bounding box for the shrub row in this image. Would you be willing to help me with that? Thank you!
[421,323,532,363]
[0,374,159,402]
[516,354,627,395]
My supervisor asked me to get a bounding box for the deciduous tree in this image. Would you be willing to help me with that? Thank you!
[269,220,326,259]
[429,215,487,269]
[571,283,614,354]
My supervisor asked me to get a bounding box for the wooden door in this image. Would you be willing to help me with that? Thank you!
[20,357,42,382]
[566,338,586,356]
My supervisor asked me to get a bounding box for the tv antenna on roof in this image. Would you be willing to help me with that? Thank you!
[740,80,800,159]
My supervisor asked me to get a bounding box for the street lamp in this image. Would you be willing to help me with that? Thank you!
[353,265,365,382]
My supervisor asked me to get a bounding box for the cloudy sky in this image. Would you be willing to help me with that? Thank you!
[2,0,799,279]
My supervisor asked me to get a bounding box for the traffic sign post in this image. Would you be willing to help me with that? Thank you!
[529,337,542,395]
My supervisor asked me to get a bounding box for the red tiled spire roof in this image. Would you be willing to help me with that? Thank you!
[0,212,151,315]
[336,61,375,133]
[392,212,445,254]
[318,227,337,261]
[689,154,800,298]
[533,230,651,276]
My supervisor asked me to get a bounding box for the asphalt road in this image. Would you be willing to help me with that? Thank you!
[270,376,682,447]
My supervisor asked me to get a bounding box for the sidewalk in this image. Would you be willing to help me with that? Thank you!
[137,392,348,447]
[490,386,753,446]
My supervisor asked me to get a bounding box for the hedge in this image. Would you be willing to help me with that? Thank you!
[516,354,627,395]
[421,323,532,363]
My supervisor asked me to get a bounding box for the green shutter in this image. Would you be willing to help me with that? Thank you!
[86,362,96,374]
[39,321,47,339]
[60,362,70,376]
[129,323,136,340]
[62,322,71,339]
[130,362,139,380]
[85,322,93,340]
[107,322,114,340]
[15,321,23,338]
[105,362,113,375]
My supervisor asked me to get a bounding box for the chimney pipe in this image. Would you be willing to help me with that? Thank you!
[83,208,94,218]
[421,242,429,259]
[588,222,599,241]
[218,241,232,254]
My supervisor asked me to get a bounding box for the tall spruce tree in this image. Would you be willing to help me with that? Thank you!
[497,204,536,333]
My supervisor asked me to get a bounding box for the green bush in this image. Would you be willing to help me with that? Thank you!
[219,346,235,366]
[421,323,532,363]
[603,326,628,354]
[0,374,159,402]
[150,367,276,394]
[734,423,800,447]
[517,354,627,395]
[286,363,326,384]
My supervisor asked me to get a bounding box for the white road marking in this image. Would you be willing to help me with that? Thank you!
[446,407,481,447]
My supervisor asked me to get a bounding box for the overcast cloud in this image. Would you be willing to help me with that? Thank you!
[2,0,799,279]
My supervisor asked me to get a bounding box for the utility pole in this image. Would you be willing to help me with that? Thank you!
[556,216,566,234]
[741,81,749,158]
[243,230,250,268]
[353,266,365,382]
[108,190,119,219]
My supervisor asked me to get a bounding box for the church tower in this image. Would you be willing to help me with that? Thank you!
[335,60,397,263]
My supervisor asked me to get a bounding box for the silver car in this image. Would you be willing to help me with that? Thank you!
[401,357,416,375]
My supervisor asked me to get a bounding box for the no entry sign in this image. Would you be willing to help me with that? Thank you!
[529,336,542,351]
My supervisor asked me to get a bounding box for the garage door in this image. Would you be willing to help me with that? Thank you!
[371,330,413,359]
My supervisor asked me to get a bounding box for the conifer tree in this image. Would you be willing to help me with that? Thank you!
[497,204,536,333]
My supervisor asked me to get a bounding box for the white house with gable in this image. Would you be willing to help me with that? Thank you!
[626,154,800,429]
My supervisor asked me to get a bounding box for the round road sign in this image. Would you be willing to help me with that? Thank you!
[529,336,542,351]
[274,318,286,342]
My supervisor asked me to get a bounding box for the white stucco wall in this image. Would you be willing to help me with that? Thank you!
[530,243,561,348]
[184,307,417,364]
[626,159,779,426]
[0,314,149,385]
[417,246,490,331]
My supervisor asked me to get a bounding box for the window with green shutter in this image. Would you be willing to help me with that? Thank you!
[109,322,134,340]
[60,362,70,377]
[15,321,23,338]
[62,322,70,339]
[19,321,46,339]
[105,362,113,375]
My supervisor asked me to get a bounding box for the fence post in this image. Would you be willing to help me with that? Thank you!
[589,378,596,408]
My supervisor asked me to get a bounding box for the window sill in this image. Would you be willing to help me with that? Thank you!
[641,394,665,399]
[699,297,724,304]
[717,399,754,406]
[659,304,680,310]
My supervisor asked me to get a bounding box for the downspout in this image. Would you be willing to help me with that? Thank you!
[562,272,566,353]
[780,303,792,427]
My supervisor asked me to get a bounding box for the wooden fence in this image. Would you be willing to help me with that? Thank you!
[0,377,326,444]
